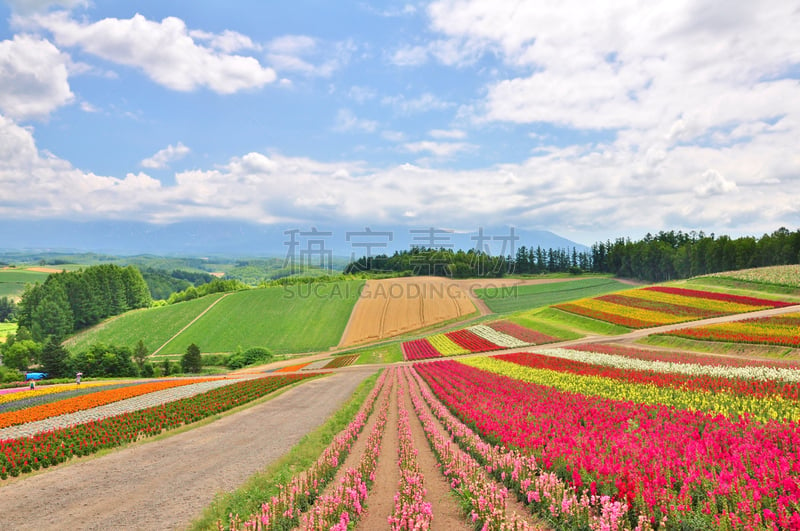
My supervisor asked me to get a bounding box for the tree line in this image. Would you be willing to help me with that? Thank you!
[16,264,152,342]
[346,227,800,283]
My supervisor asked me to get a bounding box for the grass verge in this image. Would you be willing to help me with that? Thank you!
[189,371,380,530]
[477,277,630,314]
[512,307,631,337]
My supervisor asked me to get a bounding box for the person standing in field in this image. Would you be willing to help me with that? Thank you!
[76,372,81,385]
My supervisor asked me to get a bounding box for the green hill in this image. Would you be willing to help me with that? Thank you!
[65,280,365,357]
[476,277,631,314]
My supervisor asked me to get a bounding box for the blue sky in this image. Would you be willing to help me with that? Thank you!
[1,0,799,247]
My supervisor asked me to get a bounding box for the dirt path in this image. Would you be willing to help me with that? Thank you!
[399,374,471,530]
[0,369,376,531]
[150,292,231,357]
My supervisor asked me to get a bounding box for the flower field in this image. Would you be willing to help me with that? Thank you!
[659,312,800,347]
[554,286,793,328]
[707,265,800,287]
[414,354,800,528]
[0,374,315,479]
[401,320,558,360]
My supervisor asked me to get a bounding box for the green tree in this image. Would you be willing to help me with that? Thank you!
[40,338,69,378]
[0,296,15,322]
[133,340,148,372]
[1,340,42,372]
[181,343,202,373]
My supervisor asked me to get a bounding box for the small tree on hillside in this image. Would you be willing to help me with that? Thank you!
[181,343,202,373]
[40,337,69,378]
[133,340,148,372]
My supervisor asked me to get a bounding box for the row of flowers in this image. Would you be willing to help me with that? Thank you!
[297,371,393,530]
[226,370,391,530]
[402,321,558,361]
[524,347,800,385]
[389,373,433,530]
[0,374,314,480]
[322,354,360,369]
[554,286,792,329]
[0,378,217,429]
[402,367,537,530]
[463,355,800,423]
[415,360,800,528]
[705,265,800,288]
[660,312,800,347]
[572,343,800,370]
[0,381,119,406]
[407,366,644,531]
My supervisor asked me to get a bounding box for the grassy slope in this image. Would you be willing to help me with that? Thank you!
[0,322,17,339]
[0,269,51,299]
[476,277,631,314]
[157,280,365,355]
[510,307,632,338]
[64,293,226,354]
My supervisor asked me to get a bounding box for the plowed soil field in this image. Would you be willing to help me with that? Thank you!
[339,277,476,347]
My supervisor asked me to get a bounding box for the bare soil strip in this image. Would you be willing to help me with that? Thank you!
[408,369,546,529]
[399,374,471,530]
[354,377,400,530]
[0,369,375,531]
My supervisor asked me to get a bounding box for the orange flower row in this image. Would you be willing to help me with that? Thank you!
[274,363,311,373]
[0,378,216,429]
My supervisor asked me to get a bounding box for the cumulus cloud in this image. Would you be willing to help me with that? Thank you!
[141,142,190,169]
[20,12,276,93]
[1,108,798,236]
[0,34,73,119]
[693,169,738,197]
[5,0,86,14]
[429,129,466,139]
[403,141,471,158]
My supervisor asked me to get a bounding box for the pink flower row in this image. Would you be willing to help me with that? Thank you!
[229,370,390,530]
[407,367,643,531]
[402,367,536,530]
[389,375,433,530]
[299,371,394,530]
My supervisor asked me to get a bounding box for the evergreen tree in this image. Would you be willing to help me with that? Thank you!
[40,338,69,378]
[181,343,202,373]
[133,340,148,372]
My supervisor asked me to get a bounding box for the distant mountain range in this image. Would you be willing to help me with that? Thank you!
[0,219,589,258]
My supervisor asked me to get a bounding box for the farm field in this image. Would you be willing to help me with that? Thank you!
[705,264,800,288]
[0,268,52,299]
[64,292,227,354]
[658,311,800,347]
[476,276,631,314]
[158,280,364,355]
[554,286,794,328]
[338,276,476,347]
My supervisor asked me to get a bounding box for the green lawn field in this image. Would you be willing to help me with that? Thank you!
[64,293,227,354]
[133,280,365,356]
[476,277,632,314]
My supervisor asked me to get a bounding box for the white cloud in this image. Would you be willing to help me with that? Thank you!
[266,35,355,77]
[1,109,798,236]
[382,92,452,114]
[189,29,261,54]
[381,130,406,142]
[403,141,471,157]
[334,109,378,133]
[693,169,738,197]
[141,142,190,169]
[5,0,86,14]
[21,12,276,93]
[348,85,377,103]
[429,129,466,139]
[0,34,73,119]
[79,101,98,113]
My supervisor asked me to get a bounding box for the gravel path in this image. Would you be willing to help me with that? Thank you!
[0,378,242,440]
[0,369,376,531]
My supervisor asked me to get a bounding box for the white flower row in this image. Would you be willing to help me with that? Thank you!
[468,324,528,348]
[532,348,800,383]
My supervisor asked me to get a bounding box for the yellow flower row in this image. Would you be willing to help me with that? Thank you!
[427,334,469,356]
[622,288,768,314]
[459,357,800,424]
[0,381,125,405]
[567,297,686,325]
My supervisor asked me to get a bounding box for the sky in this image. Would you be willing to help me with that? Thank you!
[1,0,799,249]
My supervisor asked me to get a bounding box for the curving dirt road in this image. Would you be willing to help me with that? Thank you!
[0,369,376,531]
